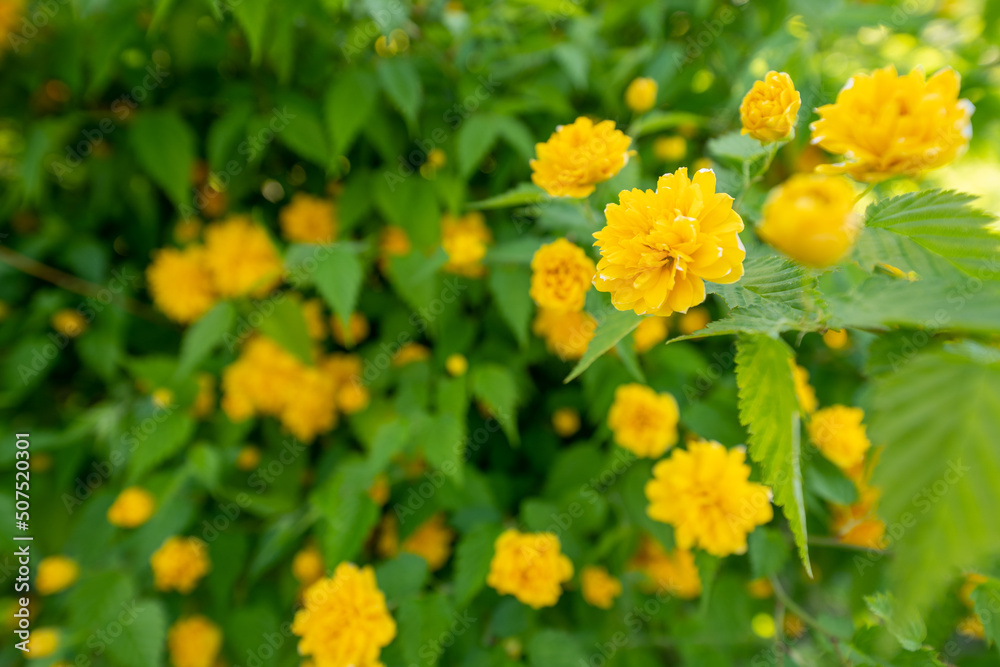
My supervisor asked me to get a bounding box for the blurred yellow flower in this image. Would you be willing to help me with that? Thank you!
[823,328,850,350]
[0,2,24,56]
[445,353,468,377]
[677,306,710,335]
[747,577,774,599]
[35,556,79,595]
[552,407,581,438]
[808,405,871,470]
[368,473,390,506]
[192,373,216,419]
[529,239,595,312]
[292,544,325,588]
[625,77,658,113]
[757,174,859,268]
[25,627,59,659]
[107,487,156,528]
[280,193,337,244]
[811,66,973,182]
[790,362,818,414]
[379,225,412,259]
[784,612,806,639]
[628,537,701,599]
[646,440,773,557]
[393,342,431,367]
[151,536,210,593]
[633,316,669,353]
[442,212,492,277]
[594,168,745,316]
[532,308,596,360]
[607,383,679,458]
[531,117,632,198]
[323,353,370,414]
[168,616,222,667]
[51,308,88,337]
[301,299,328,341]
[740,71,801,142]
[146,246,218,324]
[581,566,622,609]
[292,563,396,667]
[487,529,573,609]
[831,484,885,549]
[331,312,369,348]
[235,445,261,471]
[203,216,283,297]
[402,513,455,571]
[173,217,202,244]
[151,387,174,409]
[653,136,687,162]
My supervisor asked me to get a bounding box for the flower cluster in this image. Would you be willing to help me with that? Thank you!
[150,536,211,593]
[167,616,222,667]
[581,566,622,608]
[442,212,492,277]
[279,193,337,244]
[531,117,632,198]
[807,405,871,470]
[107,487,156,528]
[486,530,574,609]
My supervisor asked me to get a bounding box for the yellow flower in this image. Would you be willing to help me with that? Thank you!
[379,226,412,259]
[808,405,871,470]
[790,362,818,414]
[831,484,885,549]
[442,212,492,277]
[107,487,156,528]
[292,563,397,667]
[393,342,431,367]
[625,77,658,114]
[51,309,88,337]
[531,117,632,198]
[783,612,806,639]
[368,473,390,506]
[445,353,468,377]
[235,445,261,471]
[532,308,596,360]
[633,316,669,353]
[958,615,985,640]
[402,513,455,571]
[646,440,773,557]
[529,239,595,312]
[302,299,328,341]
[168,616,222,667]
[677,306,710,335]
[280,193,337,244]
[150,536,211,593]
[192,373,216,419]
[747,577,774,599]
[960,573,988,608]
[203,216,283,297]
[607,383,679,458]
[292,545,325,588]
[552,407,581,438]
[757,174,859,268]
[654,136,687,162]
[823,328,850,350]
[628,537,701,599]
[151,388,174,409]
[35,556,79,595]
[25,627,59,660]
[487,530,573,609]
[323,353,370,414]
[331,312,369,348]
[593,168,745,316]
[427,148,447,169]
[581,566,622,609]
[146,246,218,324]
[740,71,801,142]
[376,514,400,559]
[810,66,973,182]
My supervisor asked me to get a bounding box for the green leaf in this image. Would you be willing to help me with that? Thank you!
[971,580,1000,656]
[870,346,1000,611]
[127,412,196,482]
[232,0,271,63]
[487,264,532,347]
[457,114,502,177]
[470,364,520,446]
[325,70,379,156]
[364,419,410,479]
[256,297,314,365]
[312,460,380,566]
[175,301,234,378]
[706,131,770,177]
[735,334,811,575]
[423,412,465,484]
[864,189,1000,280]
[105,598,168,667]
[276,93,330,168]
[806,454,859,506]
[376,58,422,130]
[130,110,195,207]
[314,245,364,330]
[527,629,588,667]
[376,553,430,602]
[864,591,927,651]
[68,571,136,634]
[398,593,455,667]
[565,309,644,383]
[452,523,503,607]
[747,527,789,580]
[627,110,706,139]
[468,183,550,210]
[248,508,315,579]
[485,237,546,265]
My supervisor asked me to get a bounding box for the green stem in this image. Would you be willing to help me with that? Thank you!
[767,576,825,636]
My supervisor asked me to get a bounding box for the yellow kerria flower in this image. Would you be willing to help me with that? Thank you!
[302,299,328,341]
[168,616,222,667]
[607,383,679,458]
[322,353,370,414]
[25,627,59,659]
[757,174,859,268]
[280,193,337,244]
[393,342,431,366]
[677,306,710,334]
[530,117,632,198]
[445,353,468,377]
[628,536,702,599]
[740,71,801,142]
[442,212,492,277]
[292,544,325,588]
[831,484,885,550]
[203,216,283,297]
[807,405,871,470]
[532,308,596,361]
[486,529,573,609]
[35,556,79,595]
[552,407,581,438]
[810,66,973,182]
[235,445,261,471]
[633,316,669,353]
[331,312,370,348]
[653,136,687,162]
[379,225,412,258]
[146,245,219,324]
[51,309,88,338]
[107,487,156,528]
[823,328,850,350]
[292,563,397,667]
[150,536,211,593]
[529,239,595,313]
[625,77,658,114]
[593,167,745,316]
[790,362,818,414]
[580,566,622,609]
[401,513,455,571]
[646,440,773,557]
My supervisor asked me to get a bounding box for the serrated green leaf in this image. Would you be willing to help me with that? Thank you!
[176,301,234,378]
[865,591,927,651]
[735,334,810,575]
[470,364,520,445]
[452,523,503,607]
[314,245,364,331]
[399,592,455,667]
[487,264,532,347]
[130,110,195,207]
[565,308,644,383]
